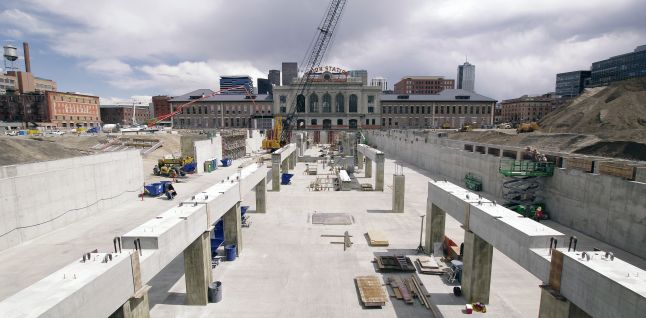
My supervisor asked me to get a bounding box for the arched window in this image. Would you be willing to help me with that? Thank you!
[349,94,358,113]
[309,93,319,112]
[337,119,343,126]
[336,93,344,112]
[322,119,332,129]
[322,94,331,112]
[297,94,305,113]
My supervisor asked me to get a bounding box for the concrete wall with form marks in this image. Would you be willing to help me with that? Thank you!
[365,129,646,259]
[0,150,144,252]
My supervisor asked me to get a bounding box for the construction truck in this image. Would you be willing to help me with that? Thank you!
[153,156,195,177]
[517,122,539,133]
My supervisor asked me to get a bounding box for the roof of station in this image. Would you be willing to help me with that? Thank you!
[380,89,497,102]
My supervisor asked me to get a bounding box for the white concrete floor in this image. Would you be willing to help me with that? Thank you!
[149,146,545,318]
[0,157,256,301]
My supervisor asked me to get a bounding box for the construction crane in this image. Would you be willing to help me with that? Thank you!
[273,0,348,147]
[147,84,257,127]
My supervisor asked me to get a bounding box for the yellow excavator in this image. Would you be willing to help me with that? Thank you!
[262,115,282,151]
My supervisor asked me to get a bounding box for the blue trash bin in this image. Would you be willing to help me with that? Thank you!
[225,244,236,261]
[281,173,294,185]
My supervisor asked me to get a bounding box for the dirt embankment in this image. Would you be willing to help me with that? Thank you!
[451,78,646,161]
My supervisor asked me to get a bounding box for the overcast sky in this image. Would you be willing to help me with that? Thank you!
[1,0,645,104]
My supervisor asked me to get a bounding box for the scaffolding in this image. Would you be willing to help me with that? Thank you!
[221,129,247,160]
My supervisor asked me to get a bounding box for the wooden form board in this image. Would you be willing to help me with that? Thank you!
[598,162,636,180]
[567,157,594,173]
[355,276,388,307]
[367,230,389,246]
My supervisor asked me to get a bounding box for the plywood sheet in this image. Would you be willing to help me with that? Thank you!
[355,276,388,307]
[367,230,389,246]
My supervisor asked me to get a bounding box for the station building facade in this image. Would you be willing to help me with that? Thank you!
[272,68,382,130]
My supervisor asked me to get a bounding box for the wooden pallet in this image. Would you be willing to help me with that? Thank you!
[367,230,389,246]
[355,276,388,307]
[376,256,416,272]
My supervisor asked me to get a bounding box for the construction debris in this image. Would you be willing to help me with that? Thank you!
[366,230,389,246]
[355,276,388,308]
[413,256,446,275]
[324,231,353,251]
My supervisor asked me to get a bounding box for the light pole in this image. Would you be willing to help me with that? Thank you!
[416,214,425,254]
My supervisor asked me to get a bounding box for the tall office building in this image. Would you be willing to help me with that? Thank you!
[348,70,368,85]
[257,78,272,94]
[590,45,646,86]
[268,70,280,86]
[282,62,298,85]
[370,77,388,91]
[555,71,591,97]
[457,61,475,92]
[220,75,253,94]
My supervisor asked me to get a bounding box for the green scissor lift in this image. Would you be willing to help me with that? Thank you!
[499,159,555,220]
[499,159,555,177]
[464,173,483,191]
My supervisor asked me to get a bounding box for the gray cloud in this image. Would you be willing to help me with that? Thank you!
[1,0,645,100]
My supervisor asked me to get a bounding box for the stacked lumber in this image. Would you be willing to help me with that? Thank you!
[415,256,445,275]
[355,276,388,307]
[566,157,594,173]
[598,162,636,180]
[387,275,442,316]
[367,230,389,246]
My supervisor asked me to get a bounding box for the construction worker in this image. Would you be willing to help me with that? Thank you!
[165,183,177,200]
[534,206,544,221]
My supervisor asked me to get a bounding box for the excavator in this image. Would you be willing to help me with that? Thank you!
[262,0,348,150]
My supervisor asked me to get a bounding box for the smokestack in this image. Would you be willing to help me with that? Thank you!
[23,42,31,73]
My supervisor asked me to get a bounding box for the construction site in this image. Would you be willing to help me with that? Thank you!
[1,0,646,317]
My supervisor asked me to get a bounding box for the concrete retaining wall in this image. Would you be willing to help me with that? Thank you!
[0,150,144,251]
[194,137,223,174]
[365,130,646,259]
[245,130,263,154]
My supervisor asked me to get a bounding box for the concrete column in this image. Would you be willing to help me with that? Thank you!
[255,178,266,213]
[281,157,288,173]
[375,153,385,191]
[272,153,280,191]
[109,294,150,318]
[392,174,405,213]
[357,152,364,169]
[539,288,591,318]
[224,202,242,254]
[183,231,212,306]
[461,230,493,304]
[289,152,296,169]
[424,203,445,254]
[365,158,373,178]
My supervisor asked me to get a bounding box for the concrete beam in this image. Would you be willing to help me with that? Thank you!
[0,163,268,317]
[356,144,383,162]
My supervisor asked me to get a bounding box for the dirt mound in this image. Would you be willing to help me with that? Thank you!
[573,141,646,161]
[539,77,646,141]
[0,137,92,166]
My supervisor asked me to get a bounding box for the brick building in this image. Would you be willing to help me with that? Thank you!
[100,105,152,126]
[380,89,496,129]
[500,94,554,124]
[45,91,101,128]
[393,76,455,94]
[152,95,171,122]
[0,93,49,127]
[170,89,273,130]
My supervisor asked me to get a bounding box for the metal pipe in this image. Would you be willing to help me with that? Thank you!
[573,237,578,252]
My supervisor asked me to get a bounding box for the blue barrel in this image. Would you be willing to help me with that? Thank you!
[225,244,236,261]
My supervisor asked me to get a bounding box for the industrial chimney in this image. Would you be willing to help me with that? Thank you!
[23,42,31,73]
